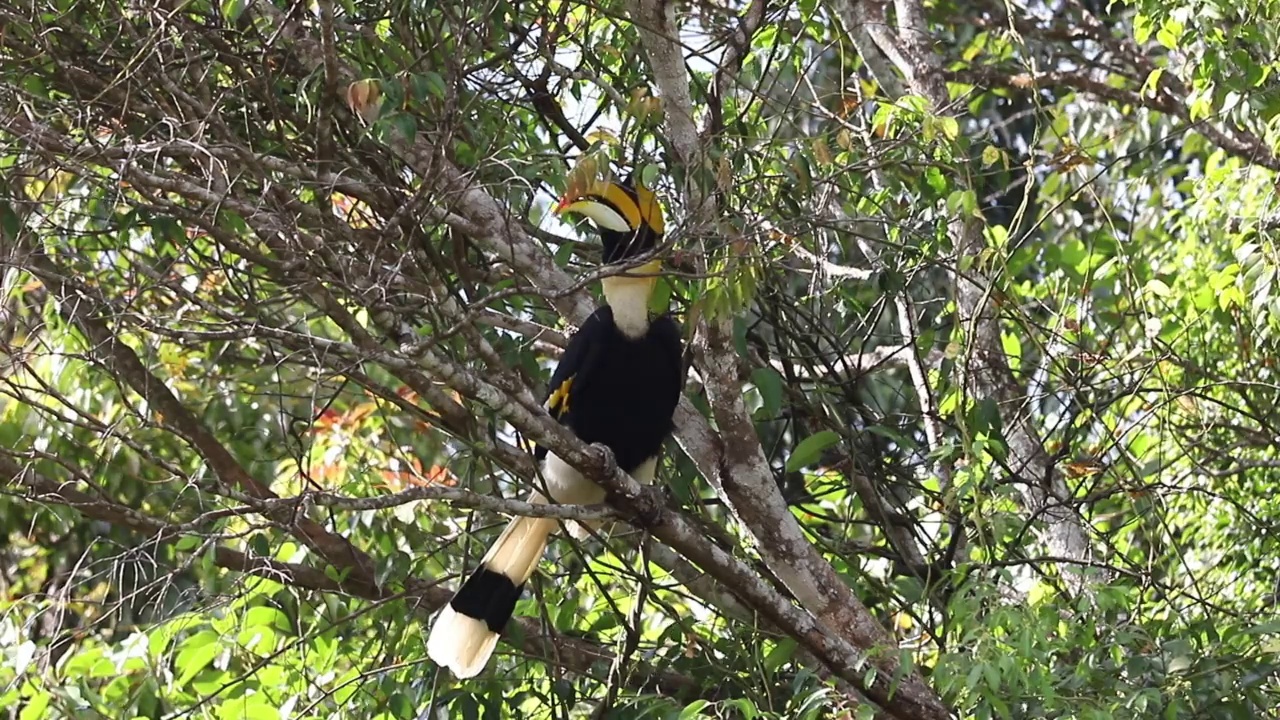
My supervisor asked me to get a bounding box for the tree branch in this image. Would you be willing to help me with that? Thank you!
[25,253,386,594]
[949,65,1280,173]
[829,0,1102,593]
[0,454,707,699]
[624,1,950,716]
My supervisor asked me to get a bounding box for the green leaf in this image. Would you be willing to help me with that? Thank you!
[750,366,783,419]
[243,606,290,632]
[986,224,1008,249]
[725,699,759,720]
[649,275,673,314]
[732,315,749,357]
[1133,14,1153,44]
[1156,18,1183,50]
[220,0,246,22]
[249,533,270,557]
[455,140,477,166]
[763,637,797,672]
[972,397,1002,438]
[1235,242,1259,263]
[965,663,984,690]
[1141,68,1164,98]
[10,642,35,677]
[552,678,576,705]
[1243,620,1280,635]
[174,630,221,687]
[1001,332,1022,373]
[946,189,978,218]
[1189,85,1215,122]
[386,112,418,141]
[924,166,948,196]
[936,115,959,141]
[19,694,49,720]
[1145,278,1173,298]
[217,697,283,720]
[423,71,447,99]
[388,692,413,717]
[678,700,711,719]
[866,424,912,447]
[786,430,840,472]
[0,203,20,240]
[640,163,661,188]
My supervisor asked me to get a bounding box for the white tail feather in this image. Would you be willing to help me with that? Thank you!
[543,453,606,540]
[482,515,556,585]
[427,605,501,679]
[427,514,556,677]
[429,454,651,678]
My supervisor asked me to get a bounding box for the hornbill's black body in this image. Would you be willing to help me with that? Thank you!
[427,171,683,678]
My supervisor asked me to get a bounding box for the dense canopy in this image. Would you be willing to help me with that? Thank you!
[3,0,1280,717]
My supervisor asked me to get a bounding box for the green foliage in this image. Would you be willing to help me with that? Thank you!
[4,0,1280,716]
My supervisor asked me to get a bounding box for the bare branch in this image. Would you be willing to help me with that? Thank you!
[829,0,1102,593]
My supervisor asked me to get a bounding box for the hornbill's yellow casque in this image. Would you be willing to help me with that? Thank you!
[426,172,684,678]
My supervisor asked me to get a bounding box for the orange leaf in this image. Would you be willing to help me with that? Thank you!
[343,403,376,427]
[312,409,342,431]
[346,79,383,122]
[1064,460,1102,478]
[424,464,457,486]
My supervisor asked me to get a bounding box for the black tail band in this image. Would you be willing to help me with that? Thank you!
[451,566,524,634]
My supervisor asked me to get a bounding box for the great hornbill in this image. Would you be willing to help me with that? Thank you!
[427,172,684,678]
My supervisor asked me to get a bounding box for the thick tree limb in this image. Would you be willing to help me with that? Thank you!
[625,1,950,717]
[583,447,937,719]
[831,0,1101,593]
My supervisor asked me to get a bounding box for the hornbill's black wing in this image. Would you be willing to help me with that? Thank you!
[536,307,609,461]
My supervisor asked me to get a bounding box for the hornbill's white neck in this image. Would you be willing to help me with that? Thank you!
[601,258,661,340]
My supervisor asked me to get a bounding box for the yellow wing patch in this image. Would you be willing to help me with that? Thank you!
[547,376,574,418]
